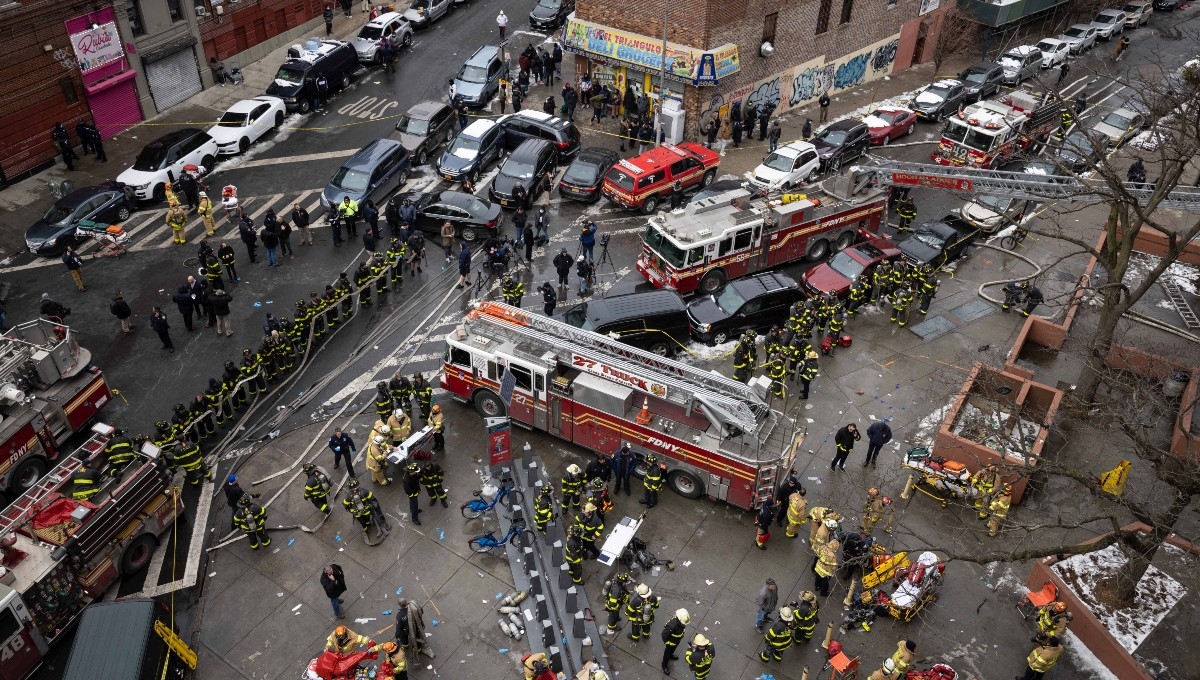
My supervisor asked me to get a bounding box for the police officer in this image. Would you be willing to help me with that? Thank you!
[501,274,524,307]
[640,453,664,507]
[625,583,660,641]
[533,485,555,532]
[402,462,423,525]
[561,463,584,510]
[303,463,333,514]
[234,495,271,549]
[565,525,585,584]
[420,460,447,507]
[601,572,632,634]
[611,443,635,496]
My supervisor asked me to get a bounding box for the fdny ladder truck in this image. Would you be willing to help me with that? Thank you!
[932,91,1060,169]
[442,301,805,511]
[0,425,181,680]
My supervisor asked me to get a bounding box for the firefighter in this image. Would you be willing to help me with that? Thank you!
[206,378,230,427]
[355,261,374,307]
[323,284,341,328]
[561,463,585,510]
[625,583,660,641]
[828,309,846,341]
[811,516,836,564]
[241,348,267,395]
[223,360,247,411]
[809,507,839,546]
[533,485,555,532]
[294,299,312,345]
[335,271,355,319]
[741,330,758,374]
[846,279,869,316]
[895,196,917,233]
[785,337,806,383]
[1021,281,1044,317]
[190,394,214,440]
[153,419,176,452]
[387,408,412,448]
[101,429,137,478]
[325,624,371,653]
[889,286,914,326]
[171,402,194,443]
[172,440,213,485]
[389,373,413,417]
[660,608,690,674]
[421,460,447,507]
[70,463,103,501]
[861,487,893,535]
[234,495,271,549]
[889,261,908,297]
[972,464,999,518]
[402,463,423,525]
[871,262,892,303]
[565,524,585,584]
[343,478,376,530]
[792,591,819,643]
[764,326,784,358]
[414,374,433,422]
[370,640,408,680]
[303,463,333,514]
[868,659,900,680]
[685,634,715,680]
[272,331,295,372]
[1020,636,1062,680]
[1035,602,1072,644]
[502,274,524,306]
[366,435,391,486]
[759,606,794,662]
[372,253,390,304]
[585,476,614,518]
[815,530,841,597]
[767,351,787,401]
[601,572,632,634]
[574,502,604,559]
[308,291,328,339]
[891,640,917,674]
[640,453,665,508]
[258,337,278,383]
[798,351,819,400]
[919,271,940,314]
[784,487,808,538]
[430,404,445,452]
[375,382,393,420]
[387,237,405,287]
[786,301,807,338]
[987,485,1012,537]
[1001,281,1024,311]
[1058,108,1073,138]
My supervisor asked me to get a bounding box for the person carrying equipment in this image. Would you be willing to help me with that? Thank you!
[303,463,333,514]
[234,496,271,549]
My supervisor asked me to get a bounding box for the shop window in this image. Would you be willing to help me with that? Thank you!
[815,0,832,35]
[167,0,183,21]
[762,12,778,45]
[840,0,854,24]
[127,0,146,35]
[59,77,78,105]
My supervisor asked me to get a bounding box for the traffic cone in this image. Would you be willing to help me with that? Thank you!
[635,396,651,425]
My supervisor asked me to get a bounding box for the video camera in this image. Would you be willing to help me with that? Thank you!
[600,233,611,246]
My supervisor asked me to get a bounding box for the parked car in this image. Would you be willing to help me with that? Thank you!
[25,185,136,255]
[351,12,413,63]
[601,142,720,213]
[497,109,581,159]
[529,0,574,29]
[562,290,690,356]
[1089,9,1127,39]
[207,96,287,156]
[452,45,509,108]
[1121,1,1153,26]
[1057,24,1098,54]
[403,0,450,28]
[811,119,870,171]
[686,272,804,345]
[1036,38,1070,68]
[558,147,620,202]
[960,194,1030,233]
[897,214,979,268]
[801,239,902,297]
[1051,129,1107,172]
[1090,107,1147,147]
[865,107,917,145]
[489,138,558,209]
[264,39,360,113]
[117,128,218,202]
[958,62,1004,103]
[1016,159,1071,184]
[388,189,501,242]
[436,118,505,183]
[910,79,967,122]
[394,100,456,165]
[320,138,411,211]
[1153,0,1177,11]
[746,141,820,191]
[998,46,1043,84]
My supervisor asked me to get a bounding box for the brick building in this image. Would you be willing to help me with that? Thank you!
[563,0,949,137]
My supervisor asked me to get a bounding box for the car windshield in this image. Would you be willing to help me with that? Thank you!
[643,225,687,268]
[712,285,748,314]
[132,143,169,171]
[912,227,946,248]
[564,160,600,183]
[411,0,429,8]
[818,130,847,145]
[217,111,248,128]
[358,25,384,40]
[331,167,370,192]
[976,194,1012,211]
[273,66,305,86]
[1037,42,1058,53]
[41,201,76,224]
[459,65,488,83]
[501,159,536,180]
[761,153,795,172]
[563,304,592,330]
[1063,27,1088,37]
[876,111,904,124]
[962,72,987,84]
[447,136,480,159]
[396,115,430,135]
[1101,112,1133,129]
[1094,14,1116,23]
[828,251,867,281]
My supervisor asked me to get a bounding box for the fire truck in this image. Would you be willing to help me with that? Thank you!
[0,319,112,495]
[635,175,889,295]
[932,91,1060,169]
[442,301,805,510]
[0,424,181,680]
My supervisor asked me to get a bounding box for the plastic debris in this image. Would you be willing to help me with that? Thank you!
[335,533,343,541]
[253,301,263,307]
[498,648,509,654]
[383,610,393,616]
[287,538,295,547]
[495,592,504,599]
[271,548,280,554]
[705,580,714,585]
[354,617,377,624]
[277,593,284,597]
[209,572,217,577]
[431,619,439,626]
[438,528,445,540]
[396,587,404,595]
[291,604,303,611]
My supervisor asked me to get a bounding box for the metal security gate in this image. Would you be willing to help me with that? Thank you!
[145,48,202,112]
[87,72,143,139]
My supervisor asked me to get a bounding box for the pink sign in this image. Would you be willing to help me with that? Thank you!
[70,22,124,72]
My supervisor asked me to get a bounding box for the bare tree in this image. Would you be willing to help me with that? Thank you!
[930,7,983,77]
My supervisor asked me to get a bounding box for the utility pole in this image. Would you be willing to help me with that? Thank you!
[656,0,668,147]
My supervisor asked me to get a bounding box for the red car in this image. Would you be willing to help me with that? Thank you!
[865,107,917,146]
[801,238,901,296]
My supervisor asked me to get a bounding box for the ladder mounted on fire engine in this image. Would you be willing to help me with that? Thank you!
[0,431,107,541]
[859,159,1200,212]
[468,302,769,435]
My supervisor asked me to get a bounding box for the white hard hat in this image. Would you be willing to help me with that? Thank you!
[636,584,651,597]
[883,658,896,673]
[779,607,794,622]
[567,464,581,475]
[394,409,407,419]
[590,670,609,680]
[825,518,838,529]
[379,425,391,435]
[675,608,690,624]
[373,435,385,444]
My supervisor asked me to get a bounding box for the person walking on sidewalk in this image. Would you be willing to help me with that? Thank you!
[62,245,86,291]
[110,291,133,334]
[328,428,357,476]
[150,306,174,353]
[818,92,831,124]
[864,420,892,468]
[831,422,860,471]
[323,4,334,35]
[496,10,508,39]
[321,564,348,619]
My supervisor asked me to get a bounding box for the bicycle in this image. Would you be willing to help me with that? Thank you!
[1001,226,1029,250]
[460,477,524,519]
[468,519,532,555]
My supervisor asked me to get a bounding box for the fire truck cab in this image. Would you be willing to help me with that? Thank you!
[933,91,1060,168]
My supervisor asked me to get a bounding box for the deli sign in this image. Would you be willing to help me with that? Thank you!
[572,354,667,398]
[70,21,124,72]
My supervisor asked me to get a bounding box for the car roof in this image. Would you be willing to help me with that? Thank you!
[432,190,479,208]
[963,61,1000,72]
[367,11,406,25]
[824,118,866,132]
[61,185,108,204]
[929,78,963,89]
[1003,45,1040,56]
[510,138,553,159]
[872,106,913,114]
[1037,38,1067,46]
[730,272,799,295]
[148,128,203,147]
[777,141,817,156]
[460,118,498,137]
[345,138,404,168]
[227,98,272,113]
[850,240,895,260]
[1109,107,1139,117]
[582,290,685,319]
[406,100,449,118]
[1096,8,1125,16]
[62,600,158,680]
[574,147,620,164]
[508,109,573,130]
[616,143,712,175]
[466,45,501,65]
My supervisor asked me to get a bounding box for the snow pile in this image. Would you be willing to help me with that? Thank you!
[950,402,1039,461]
[1123,252,1200,296]
[910,398,954,449]
[1052,544,1188,653]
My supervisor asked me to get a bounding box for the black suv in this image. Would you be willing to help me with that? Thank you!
[910,79,967,122]
[529,0,574,29]
[685,272,805,345]
[958,62,1003,103]
[489,138,558,209]
[812,119,870,172]
[497,110,581,160]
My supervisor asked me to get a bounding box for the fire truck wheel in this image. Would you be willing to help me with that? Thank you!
[834,231,856,252]
[474,389,507,417]
[120,534,158,574]
[806,239,830,261]
[668,470,703,499]
[698,269,726,295]
[9,457,47,493]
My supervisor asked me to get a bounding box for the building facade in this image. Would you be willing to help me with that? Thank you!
[564,0,949,136]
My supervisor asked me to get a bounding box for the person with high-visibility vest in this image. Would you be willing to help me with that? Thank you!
[792,591,819,642]
[972,464,999,518]
[234,495,270,549]
[430,404,445,452]
[303,463,332,514]
[601,572,632,634]
[784,487,809,538]
[70,465,102,501]
[420,461,447,507]
[759,606,794,662]
[325,624,370,653]
[565,525,585,584]
[987,485,1013,537]
[533,486,555,533]
[814,530,841,596]
[166,204,188,245]
[1019,636,1062,679]
[198,191,217,236]
[659,609,690,675]
[640,454,665,508]
[686,634,715,680]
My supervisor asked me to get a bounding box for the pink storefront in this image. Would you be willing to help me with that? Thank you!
[65,7,143,139]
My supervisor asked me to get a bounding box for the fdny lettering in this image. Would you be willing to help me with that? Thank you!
[645,436,682,454]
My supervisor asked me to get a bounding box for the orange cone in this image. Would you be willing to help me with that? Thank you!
[636,396,651,425]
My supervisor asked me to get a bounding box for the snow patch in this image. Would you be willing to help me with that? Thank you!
[1064,632,1119,680]
[950,402,1039,462]
[911,398,954,449]
[1124,252,1199,296]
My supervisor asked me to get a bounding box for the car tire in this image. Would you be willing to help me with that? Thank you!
[781,181,793,191]
[417,148,428,165]
[907,123,916,136]
[396,168,409,190]
[881,135,891,146]
[116,206,132,222]
[701,169,716,187]
[152,184,166,203]
[340,72,352,90]
[239,137,250,154]
[460,226,477,242]
[711,330,729,345]
[274,111,284,127]
[298,99,312,114]
[698,269,726,295]
[469,168,480,184]
[403,32,413,48]
[648,341,671,357]
[641,195,660,214]
[201,155,215,171]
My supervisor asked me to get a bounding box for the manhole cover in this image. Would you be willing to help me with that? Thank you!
[909,315,956,340]
[951,299,997,323]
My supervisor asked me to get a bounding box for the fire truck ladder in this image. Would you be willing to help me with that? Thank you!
[1160,281,1200,329]
[860,159,1200,212]
[470,302,769,435]
[0,432,103,541]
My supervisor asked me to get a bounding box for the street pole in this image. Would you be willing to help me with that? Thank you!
[656,0,668,147]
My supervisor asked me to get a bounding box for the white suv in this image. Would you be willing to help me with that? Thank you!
[746,141,821,192]
[1090,9,1127,39]
[351,12,413,64]
[1036,38,1070,68]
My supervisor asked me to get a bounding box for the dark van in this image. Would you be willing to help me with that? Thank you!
[562,290,691,356]
[62,599,188,680]
[265,39,360,113]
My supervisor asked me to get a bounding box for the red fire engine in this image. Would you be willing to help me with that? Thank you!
[0,319,112,495]
[635,179,889,296]
[931,91,1060,169]
[0,424,182,680]
[442,302,805,510]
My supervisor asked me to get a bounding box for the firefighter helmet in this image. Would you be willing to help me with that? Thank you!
[432,404,441,414]
[567,525,582,537]
[381,641,398,653]
[825,518,838,529]
[802,590,816,603]
[868,487,879,497]
[882,659,896,673]
[675,608,690,624]
[807,351,819,360]
[584,502,597,513]
[590,477,604,491]
[377,381,388,391]
[539,485,553,496]
[567,463,581,476]
[407,463,420,473]
[348,478,360,489]
[590,669,610,680]
[238,495,252,507]
[1051,601,1067,613]
[644,454,658,467]
[779,607,794,622]
[335,625,348,641]
[616,572,632,583]
[379,425,391,435]
[156,420,170,431]
[692,633,710,647]
[303,463,316,474]
[373,435,386,445]
[636,584,651,597]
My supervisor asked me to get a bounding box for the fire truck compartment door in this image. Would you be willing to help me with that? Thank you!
[502,362,546,428]
[708,473,730,501]
[549,393,572,438]
[0,595,45,680]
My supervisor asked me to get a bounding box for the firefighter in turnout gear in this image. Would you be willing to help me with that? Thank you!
[786,301,807,338]
[660,608,690,674]
[70,464,102,501]
[565,525,585,584]
[972,464,999,517]
[171,403,194,443]
[1035,602,1072,644]
[625,583,661,641]
[1058,108,1073,138]
[153,420,176,452]
[767,352,787,401]
[860,487,893,535]
[304,292,325,339]
[686,634,715,680]
[241,349,268,394]
[534,485,555,532]
[403,463,423,525]
[919,272,940,314]
[798,351,819,400]
[375,382,393,419]
[387,408,412,447]
[785,487,809,538]
[336,272,355,319]
[223,361,247,411]
[760,606,795,661]
[293,300,312,345]
[889,286,915,326]
[272,331,295,372]
[326,625,371,653]
[414,374,433,422]
[575,503,604,559]
[502,274,524,306]
[1021,281,1044,317]
[872,262,892,303]
[101,430,137,477]
[828,310,846,342]
[987,485,1012,537]
[389,373,413,416]
[792,591,819,642]
[430,404,445,452]
[366,435,391,486]
[561,463,585,509]
[190,394,214,439]
[372,254,389,303]
[206,378,230,426]
[732,332,754,383]
[355,261,374,307]
[815,521,841,596]
[421,461,447,507]
[869,658,900,680]
[764,326,784,357]
[895,196,917,232]
[891,640,917,674]
[303,463,333,514]
[602,572,632,633]
[387,238,405,286]
[343,478,381,531]
[323,285,341,328]
[585,476,614,518]
[847,279,869,316]
[171,440,213,485]
[640,453,665,507]
[234,495,271,549]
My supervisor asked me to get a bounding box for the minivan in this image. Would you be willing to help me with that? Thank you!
[563,290,691,356]
[437,118,505,183]
[452,45,510,108]
[265,39,360,113]
[321,139,411,211]
[998,45,1043,84]
[958,61,1004,102]
[62,599,187,680]
[351,12,413,64]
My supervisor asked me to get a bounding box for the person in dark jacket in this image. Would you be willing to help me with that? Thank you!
[170,284,196,331]
[328,428,357,476]
[40,294,70,320]
[260,222,280,266]
[456,242,472,289]
[611,444,636,496]
[802,118,813,141]
[774,474,802,527]
[209,288,234,336]
[239,215,258,263]
[523,223,534,261]
[755,497,775,549]
[512,205,528,244]
[731,117,743,148]
[364,200,381,238]
[553,248,572,288]
[52,122,76,171]
[150,306,173,352]
[541,282,557,315]
[831,423,860,471]
[864,421,892,468]
[110,291,133,334]
[321,564,349,618]
[223,474,256,530]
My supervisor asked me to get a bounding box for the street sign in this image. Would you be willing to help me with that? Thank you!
[890,171,973,192]
[485,417,511,467]
[499,367,516,406]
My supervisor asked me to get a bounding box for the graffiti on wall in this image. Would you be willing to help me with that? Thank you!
[872,39,899,73]
[744,78,781,113]
[790,63,834,107]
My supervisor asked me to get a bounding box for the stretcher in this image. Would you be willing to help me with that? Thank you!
[874,551,946,622]
[902,447,979,508]
[75,219,129,258]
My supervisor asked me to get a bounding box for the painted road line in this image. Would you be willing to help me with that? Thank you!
[230,148,359,171]
[125,477,214,598]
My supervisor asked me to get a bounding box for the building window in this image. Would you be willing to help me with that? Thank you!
[816,0,832,34]
[762,12,778,45]
[167,0,183,21]
[126,0,146,35]
[840,0,854,24]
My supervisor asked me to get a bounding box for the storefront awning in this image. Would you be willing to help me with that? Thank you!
[559,13,739,86]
